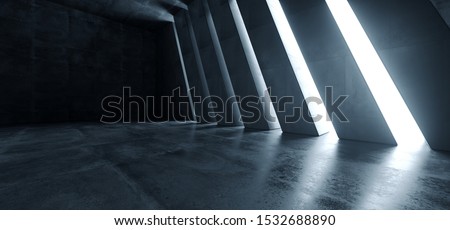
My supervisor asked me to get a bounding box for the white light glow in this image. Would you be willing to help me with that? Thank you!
[229,0,280,129]
[326,0,426,147]
[266,0,334,135]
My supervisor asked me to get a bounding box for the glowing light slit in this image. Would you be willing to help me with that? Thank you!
[266,0,334,135]
[326,0,426,147]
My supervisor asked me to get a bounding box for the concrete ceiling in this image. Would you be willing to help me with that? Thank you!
[47,0,193,30]
[45,0,449,30]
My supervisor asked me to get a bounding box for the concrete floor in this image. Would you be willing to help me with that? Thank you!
[0,122,449,210]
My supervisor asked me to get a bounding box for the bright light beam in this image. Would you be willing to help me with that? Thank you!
[326,0,426,147]
[266,0,333,135]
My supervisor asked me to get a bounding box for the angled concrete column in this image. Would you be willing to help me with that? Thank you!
[206,0,280,130]
[430,0,450,27]
[188,0,243,126]
[348,0,450,151]
[272,0,396,145]
[157,23,195,121]
[171,22,196,121]
[174,11,216,123]
[234,0,328,136]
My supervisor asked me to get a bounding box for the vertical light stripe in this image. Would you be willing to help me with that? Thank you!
[172,22,197,121]
[229,0,280,129]
[202,0,243,126]
[326,0,425,147]
[266,0,332,135]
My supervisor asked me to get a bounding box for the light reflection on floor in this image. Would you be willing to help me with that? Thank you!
[0,122,449,209]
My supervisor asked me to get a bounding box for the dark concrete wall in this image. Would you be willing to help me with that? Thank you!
[279,0,396,145]
[349,0,450,151]
[0,0,159,125]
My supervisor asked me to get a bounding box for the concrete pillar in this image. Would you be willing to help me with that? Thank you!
[174,11,216,123]
[206,0,280,130]
[348,0,450,151]
[171,22,196,121]
[235,0,330,136]
[430,0,450,27]
[273,0,396,145]
[188,0,243,126]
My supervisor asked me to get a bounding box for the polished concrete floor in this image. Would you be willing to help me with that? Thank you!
[0,122,449,210]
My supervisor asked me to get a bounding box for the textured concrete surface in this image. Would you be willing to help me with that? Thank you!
[348,0,450,151]
[174,11,216,123]
[430,0,450,27]
[235,0,329,136]
[188,0,242,126]
[0,0,158,125]
[206,0,280,130]
[0,122,449,210]
[44,0,189,29]
[155,23,193,121]
[278,0,396,145]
